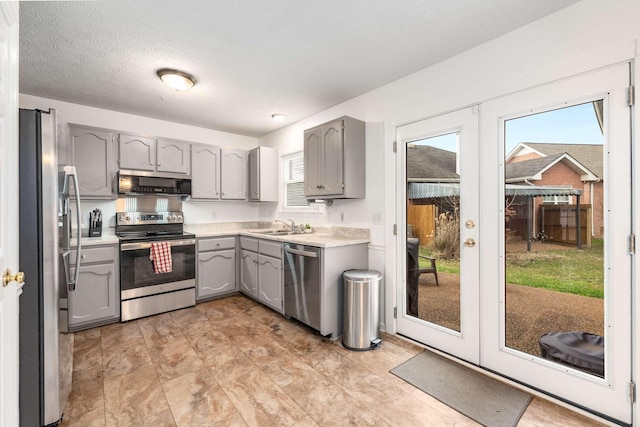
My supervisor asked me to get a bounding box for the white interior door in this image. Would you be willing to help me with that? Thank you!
[0,2,21,426]
[479,64,632,424]
[396,106,480,364]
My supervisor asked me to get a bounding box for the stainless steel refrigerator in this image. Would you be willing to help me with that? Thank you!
[19,108,82,426]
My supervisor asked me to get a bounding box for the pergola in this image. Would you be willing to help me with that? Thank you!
[408,183,584,251]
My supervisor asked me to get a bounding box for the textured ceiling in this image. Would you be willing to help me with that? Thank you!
[20,0,579,137]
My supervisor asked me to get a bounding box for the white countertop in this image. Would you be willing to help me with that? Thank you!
[187,224,370,248]
[75,228,119,246]
[77,223,370,248]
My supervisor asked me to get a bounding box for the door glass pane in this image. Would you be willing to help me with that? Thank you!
[406,132,460,331]
[503,101,605,377]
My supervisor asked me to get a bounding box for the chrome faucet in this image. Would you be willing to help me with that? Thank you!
[274,219,297,232]
[275,219,292,231]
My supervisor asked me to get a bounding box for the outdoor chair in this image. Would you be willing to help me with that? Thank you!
[418,255,439,286]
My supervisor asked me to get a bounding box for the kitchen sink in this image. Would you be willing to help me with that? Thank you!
[250,229,294,235]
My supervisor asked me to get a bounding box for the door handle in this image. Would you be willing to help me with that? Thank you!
[3,269,25,287]
[464,238,476,248]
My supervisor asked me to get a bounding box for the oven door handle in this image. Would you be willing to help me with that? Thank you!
[120,239,196,251]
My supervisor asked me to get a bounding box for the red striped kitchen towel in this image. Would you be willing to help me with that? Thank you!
[150,242,173,274]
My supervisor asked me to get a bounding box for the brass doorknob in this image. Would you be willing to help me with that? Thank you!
[3,269,25,287]
[464,238,476,248]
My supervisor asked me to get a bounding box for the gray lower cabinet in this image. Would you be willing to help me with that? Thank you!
[68,124,117,199]
[197,237,237,301]
[240,250,258,298]
[257,240,283,312]
[239,237,259,298]
[68,244,119,331]
[239,237,283,313]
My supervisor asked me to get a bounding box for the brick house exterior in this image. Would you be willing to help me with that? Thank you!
[506,143,604,238]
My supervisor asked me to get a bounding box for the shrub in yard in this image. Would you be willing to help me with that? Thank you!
[432,212,460,260]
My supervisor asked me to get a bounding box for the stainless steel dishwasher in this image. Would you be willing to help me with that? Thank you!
[283,243,321,331]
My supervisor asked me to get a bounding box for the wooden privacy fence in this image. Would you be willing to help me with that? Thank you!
[541,204,592,248]
[407,204,436,246]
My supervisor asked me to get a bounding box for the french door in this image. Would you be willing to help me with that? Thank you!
[396,106,480,364]
[397,63,632,424]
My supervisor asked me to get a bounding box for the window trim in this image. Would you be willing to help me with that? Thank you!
[281,151,315,211]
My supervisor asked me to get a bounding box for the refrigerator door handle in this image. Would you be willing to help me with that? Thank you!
[67,167,82,291]
[61,250,73,290]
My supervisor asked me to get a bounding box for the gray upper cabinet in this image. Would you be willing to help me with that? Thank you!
[156,138,190,174]
[221,148,246,200]
[119,134,190,174]
[248,146,278,202]
[191,143,221,199]
[68,124,117,199]
[118,133,155,171]
[304,116,365,199]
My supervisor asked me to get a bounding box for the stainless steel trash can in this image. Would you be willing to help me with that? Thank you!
[342,269,382,351]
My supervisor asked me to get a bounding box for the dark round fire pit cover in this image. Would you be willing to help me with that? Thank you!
[539,331,604,377]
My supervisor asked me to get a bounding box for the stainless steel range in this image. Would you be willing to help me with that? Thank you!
[116,199,196,321]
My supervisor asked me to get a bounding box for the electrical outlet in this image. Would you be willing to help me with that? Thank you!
[340,212,345,222]
[373,212,382,225]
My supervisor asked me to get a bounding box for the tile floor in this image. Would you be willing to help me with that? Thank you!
[61,295,605,426]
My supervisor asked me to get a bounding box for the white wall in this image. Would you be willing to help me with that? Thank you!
[19,94,258,148]
[183,201,260,224]
[258,0,640,332]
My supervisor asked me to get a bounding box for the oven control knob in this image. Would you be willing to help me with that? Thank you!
[177,215,183,222]
[168,215,175,221]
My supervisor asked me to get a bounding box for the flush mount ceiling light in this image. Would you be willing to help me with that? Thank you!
[156,68,197,92]
[271,113,287,121]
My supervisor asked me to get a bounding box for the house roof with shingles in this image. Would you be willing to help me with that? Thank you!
[505,153,564,181]
[406,145,459,182]
[505,152,598,182]
[509,142,603,178]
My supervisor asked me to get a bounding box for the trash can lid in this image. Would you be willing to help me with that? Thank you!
[343,269,382,281]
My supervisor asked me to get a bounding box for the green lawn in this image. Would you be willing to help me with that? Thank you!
[419,239,605,298]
